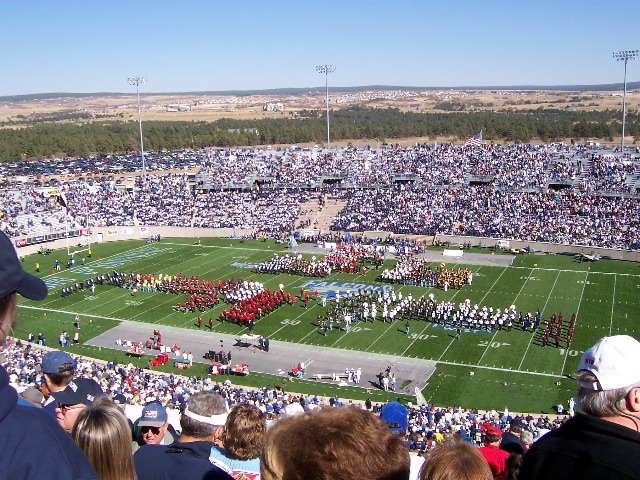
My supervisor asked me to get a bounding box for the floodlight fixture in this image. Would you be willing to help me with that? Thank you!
[127,76,147,177]
[612,50,638,152]
[316,65,336,149]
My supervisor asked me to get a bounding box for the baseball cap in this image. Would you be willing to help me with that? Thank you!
[20,386,44,405]
[380,401,408,432]
[112,393,127,405]
[485,425,503,437]
[139,402,168,427]
[51,378,104,406]
[37,350,74,374]
[0,230,48,300]
[578,335,640,391]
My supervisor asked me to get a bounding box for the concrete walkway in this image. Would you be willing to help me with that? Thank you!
[86,320,435,395]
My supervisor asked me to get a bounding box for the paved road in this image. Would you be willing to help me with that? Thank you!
[86,320,436,396]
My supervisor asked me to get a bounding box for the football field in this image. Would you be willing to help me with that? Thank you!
[14,237,640,413]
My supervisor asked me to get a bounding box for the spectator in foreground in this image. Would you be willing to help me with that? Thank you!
[477,426,509,478]
[135,402,175,448]
[38,349,75,418]
[134,391,232,480]
[209,403,266,479]
[495,453,521,480]
[0,230,97,479]
[499,419,527,455]
[419,435,492,480]
[519,335,640,480]
[72,396,137,480]
[261,406,410,480]
[18,385,44,407]
[51,377,105,433]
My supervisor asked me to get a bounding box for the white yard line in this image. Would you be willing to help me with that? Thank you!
[609,274,617,337]
[560,271,589,375]
[475,267,509,365]
[399,265,485,357]
[517,269,561,370]
[362,320,398,351]
[268,308,310,338]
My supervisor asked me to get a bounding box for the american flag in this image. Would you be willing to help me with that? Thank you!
[464,132,482,148]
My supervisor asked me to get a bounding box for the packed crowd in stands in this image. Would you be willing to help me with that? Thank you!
[3,142,640,251]
[331,187,640,249]
[1,338,569,452]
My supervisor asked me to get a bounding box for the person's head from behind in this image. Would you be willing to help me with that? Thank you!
[482,426,502,446]
[380,400,408,436]
[51,378,105,433]
[419,436,492,480]
[575,335,640,424]
[222,403,266,460]
[0,230,48,343]
[139,402,169,445]
[72,396,136,480]
[39,350,75,393]
[261,406,410,480]
[502,453,522,480]
[180,391,229,441]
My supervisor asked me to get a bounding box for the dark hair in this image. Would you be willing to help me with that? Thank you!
[509,423,523,434]
[503,453,522,480]
[45,364,75,388]
[483,432,501,444]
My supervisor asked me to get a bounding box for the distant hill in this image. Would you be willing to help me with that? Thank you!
[1,82,638,102]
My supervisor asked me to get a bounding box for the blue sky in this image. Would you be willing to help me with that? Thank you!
[0,0,638,95]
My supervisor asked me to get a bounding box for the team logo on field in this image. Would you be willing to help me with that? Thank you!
[298,280,393,299]
[230,261,260,269]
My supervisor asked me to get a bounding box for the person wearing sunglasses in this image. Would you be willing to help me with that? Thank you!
[51,377,105,434]
[137,402,175,447]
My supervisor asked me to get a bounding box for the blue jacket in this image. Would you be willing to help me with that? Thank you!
[135,440,234,480]
[0,365,96,480]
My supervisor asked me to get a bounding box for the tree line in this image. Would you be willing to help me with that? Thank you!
[0,106,637,163]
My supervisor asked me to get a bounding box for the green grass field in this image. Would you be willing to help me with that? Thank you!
[13,238,640,413]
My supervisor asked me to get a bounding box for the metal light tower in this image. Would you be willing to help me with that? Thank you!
[612,50,638,152]
[316,64,336,149]
[127,76,147,176]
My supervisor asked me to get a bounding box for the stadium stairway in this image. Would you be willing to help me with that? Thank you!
[295,197,348,233]
[314,198,348,233]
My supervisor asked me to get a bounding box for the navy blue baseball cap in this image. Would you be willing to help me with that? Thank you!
[51,378,104,406]
[0,231,48,300]
[139,402,168,427]
[37,351,75,374]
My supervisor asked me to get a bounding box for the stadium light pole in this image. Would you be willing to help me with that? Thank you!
[316,64,336,149]
[128,76,147,177]
[612,50,639,152]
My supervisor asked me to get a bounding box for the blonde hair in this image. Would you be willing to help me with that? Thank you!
[419,436,492,480]
[71,397,137,480]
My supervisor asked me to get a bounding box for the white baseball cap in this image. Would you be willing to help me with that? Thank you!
[578,335,640,390]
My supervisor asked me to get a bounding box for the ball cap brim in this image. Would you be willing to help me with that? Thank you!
[0,231,48,301]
